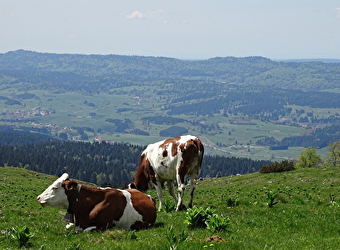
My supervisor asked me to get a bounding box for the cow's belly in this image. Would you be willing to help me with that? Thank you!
[154,165,177,181]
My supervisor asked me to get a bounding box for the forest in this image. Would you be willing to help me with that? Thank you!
[0,131,270,188]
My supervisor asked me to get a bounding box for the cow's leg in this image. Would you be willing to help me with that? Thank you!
[188,176,197,208]
[154,182,164,211]
[176,174,186,211]
[167,180,178,204]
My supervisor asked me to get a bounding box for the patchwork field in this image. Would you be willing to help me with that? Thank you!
[1,88,323,161]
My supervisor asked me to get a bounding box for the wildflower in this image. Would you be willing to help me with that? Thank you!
[1,230,6,234]
[210,244,214,246]
[203,245,208,248]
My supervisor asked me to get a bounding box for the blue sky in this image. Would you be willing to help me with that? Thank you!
[1,0,340,59]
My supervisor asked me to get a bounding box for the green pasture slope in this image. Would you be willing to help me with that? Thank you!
[1,166,340,249]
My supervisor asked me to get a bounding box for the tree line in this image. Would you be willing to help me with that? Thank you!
[0,131,271,188]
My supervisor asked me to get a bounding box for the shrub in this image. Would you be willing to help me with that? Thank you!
[259,160,295,173]
[296,147,321,168]
[184,207,215,228]
[9,226,34,248]
[184,207,230,232]
[205,214,230,232]
[161,199,176,213]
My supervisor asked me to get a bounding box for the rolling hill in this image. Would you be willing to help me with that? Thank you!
[1,166,340,249]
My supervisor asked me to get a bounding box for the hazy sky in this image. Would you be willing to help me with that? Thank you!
[1,0,340,59]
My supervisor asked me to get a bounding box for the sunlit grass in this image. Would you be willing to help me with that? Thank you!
[1,166,340,249]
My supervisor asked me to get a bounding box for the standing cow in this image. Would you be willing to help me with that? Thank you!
[37,173,157,232]
[129,135,204,211]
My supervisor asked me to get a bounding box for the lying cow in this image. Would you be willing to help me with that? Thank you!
[37,173,157,232]
[129,135,204,211]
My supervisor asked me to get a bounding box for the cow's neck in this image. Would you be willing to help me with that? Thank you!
[63,184,81,224]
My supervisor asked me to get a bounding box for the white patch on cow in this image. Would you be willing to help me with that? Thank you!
[147,194,153,201]
[66,223,74,229]
[144,141,180,181]
[83,226,96,232]
[114,190,143,229]
[36,173,69,209]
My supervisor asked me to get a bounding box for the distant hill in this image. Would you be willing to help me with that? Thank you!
[1,50,340,91]
[281,59,340,63]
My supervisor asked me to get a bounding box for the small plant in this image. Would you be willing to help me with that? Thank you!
[166,226,188,244]
[329,193,340,207]
[205,214,230,232]
[267,190,278,208]
[9,226,34,248]
[128,231,137,240]
[66,243,82,250]
[161,199,176,213]
[184,207,215,228]
[226,196,239,207]
[166,226,188,250]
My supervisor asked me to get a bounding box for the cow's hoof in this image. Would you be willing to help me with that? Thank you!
[62,213,74,223]
[176,204,187,211]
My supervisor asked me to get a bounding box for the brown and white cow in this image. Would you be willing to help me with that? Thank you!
[129,135,204,211]
[37,173,157,232]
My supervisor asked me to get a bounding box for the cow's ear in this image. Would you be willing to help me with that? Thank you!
[61,173,69,180]
[62,180,77,191]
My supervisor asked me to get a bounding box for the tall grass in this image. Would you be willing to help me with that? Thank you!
[1,166,340,249]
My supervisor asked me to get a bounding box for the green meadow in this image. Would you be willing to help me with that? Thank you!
[1,166,340,249]
[0,88,314,161]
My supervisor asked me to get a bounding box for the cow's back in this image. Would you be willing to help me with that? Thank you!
[144,135,203,180]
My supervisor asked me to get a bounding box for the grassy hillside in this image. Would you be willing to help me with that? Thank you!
[1,166,340,249]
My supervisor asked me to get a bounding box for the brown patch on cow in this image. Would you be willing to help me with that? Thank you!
[64,182,128,231]
[127,189,157,230]
[162,149,168,157]
[172,140,180,157]
[178,140,197,183]
[160,137,180,157]
[87,188,127,230]
[160,137,180,148]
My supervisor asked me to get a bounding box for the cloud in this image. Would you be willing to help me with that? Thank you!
[126,10,165,20]
[336,7,340,18]
[127,11,145,19]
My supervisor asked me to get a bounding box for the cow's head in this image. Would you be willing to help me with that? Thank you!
[36,173,69,209]
[129,154,156,192]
